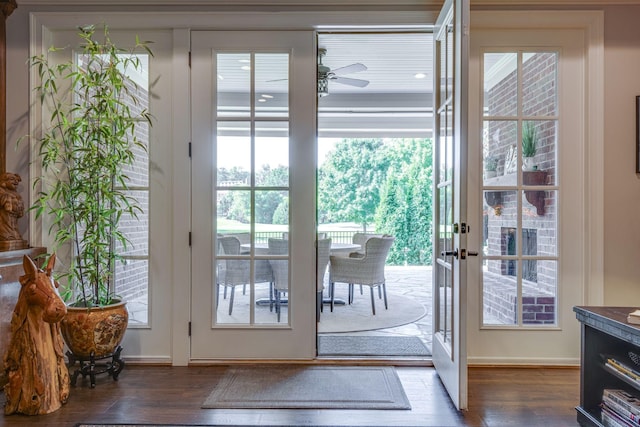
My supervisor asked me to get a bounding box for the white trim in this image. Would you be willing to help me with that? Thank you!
[584,12,605,306]
[27,13,43,249]
[28,11,433,31]
[122,356,173,364]
[170,28,192,367]
[468,356,580,366]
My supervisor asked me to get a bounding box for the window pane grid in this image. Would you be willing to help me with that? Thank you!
[215,51,290,326]
[481,50,559,327]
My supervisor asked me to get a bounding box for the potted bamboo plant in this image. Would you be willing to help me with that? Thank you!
[28,25,153,360]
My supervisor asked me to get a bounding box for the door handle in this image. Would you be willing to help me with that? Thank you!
[458,249,479,260]
[441,249,458,259]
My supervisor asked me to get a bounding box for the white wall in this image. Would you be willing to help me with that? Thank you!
[6,6,34,243]
[602,6,640,306]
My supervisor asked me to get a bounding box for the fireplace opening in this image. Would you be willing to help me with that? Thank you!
[501,227,537,282]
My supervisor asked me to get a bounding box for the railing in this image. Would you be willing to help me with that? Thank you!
[253,231,367,244]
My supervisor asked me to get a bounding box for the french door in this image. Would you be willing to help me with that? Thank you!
[190,31,317,360]
[432,0,470,411]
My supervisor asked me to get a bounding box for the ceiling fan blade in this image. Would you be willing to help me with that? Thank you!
[331,76,370,88]
[330,63,367,76]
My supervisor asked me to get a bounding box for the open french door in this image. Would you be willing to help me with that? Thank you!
[432,0,470,410]
[190,31,317,360]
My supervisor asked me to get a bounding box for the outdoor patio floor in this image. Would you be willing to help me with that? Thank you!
[318,265,433,358]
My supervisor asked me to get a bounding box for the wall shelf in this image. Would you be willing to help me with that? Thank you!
[483,170,548,216]
[523,170,548,216]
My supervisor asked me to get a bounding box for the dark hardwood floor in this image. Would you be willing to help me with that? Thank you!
[0,365,580,426]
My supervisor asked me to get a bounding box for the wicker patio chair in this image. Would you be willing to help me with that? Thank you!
[224,232,251,294]
[350,232,383,257]
[216,236,273,315]
[349,232,384,295]
[329,236,395,315]
[316,238,332,321]
[268,238,289,322]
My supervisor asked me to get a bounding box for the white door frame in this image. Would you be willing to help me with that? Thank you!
[466,11,604,366]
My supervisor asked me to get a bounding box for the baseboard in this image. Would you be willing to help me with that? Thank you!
[120,356,173,365]
[468,356,580,367]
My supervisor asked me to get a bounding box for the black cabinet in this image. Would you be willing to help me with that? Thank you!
[574,306,640,427]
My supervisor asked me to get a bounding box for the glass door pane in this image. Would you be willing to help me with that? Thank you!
[215,52,290,326]
[481,51,559,326]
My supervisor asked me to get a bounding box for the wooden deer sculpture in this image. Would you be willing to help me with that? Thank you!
[3,254,70,415]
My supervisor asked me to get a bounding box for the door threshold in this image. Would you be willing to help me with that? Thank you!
[315,357,433,367]
[188,358,433,367]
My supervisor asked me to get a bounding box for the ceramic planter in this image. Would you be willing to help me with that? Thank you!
[61,300,128,358]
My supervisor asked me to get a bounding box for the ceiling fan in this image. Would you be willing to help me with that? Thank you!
[317,47,369,97]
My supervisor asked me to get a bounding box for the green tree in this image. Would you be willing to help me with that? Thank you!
[272,197,289,225]
[375,169,408,264]
[318,139,389,229]
[220,165,289,224]
[375,139,433,265]
[255,165,288,223]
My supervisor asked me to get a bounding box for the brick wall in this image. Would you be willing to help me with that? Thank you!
[112,57,150,305]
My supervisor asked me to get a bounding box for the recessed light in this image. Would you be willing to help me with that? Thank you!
[258,98,267,103]
[217,74,224,80]
[261,94,274,99]
[238,59,250,63]
[414,73,426,79]
[241,65,250,71]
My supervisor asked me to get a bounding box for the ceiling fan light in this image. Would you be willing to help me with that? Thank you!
[318,78,329,97]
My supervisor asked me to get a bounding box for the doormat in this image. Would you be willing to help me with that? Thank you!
[318,335,430,356]
[202,365,411,409]
[77,424,423,427]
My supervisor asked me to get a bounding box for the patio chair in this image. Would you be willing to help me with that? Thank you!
[223,232,251,294]
[216,236,273,315]
[350,232,383,295]
[350,232,383,257]
[329,236,395,315]
[316,238,331,321]
[268,238,289,322]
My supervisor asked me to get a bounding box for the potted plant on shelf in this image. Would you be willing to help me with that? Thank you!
[28,25,152,361]
[484,156,498,179]
[521,121,538,171]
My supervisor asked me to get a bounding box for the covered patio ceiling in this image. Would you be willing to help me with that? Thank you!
[216,32,434,139]
[317,32,433,139]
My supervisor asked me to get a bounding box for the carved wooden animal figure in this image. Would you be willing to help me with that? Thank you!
[3,254,70,415]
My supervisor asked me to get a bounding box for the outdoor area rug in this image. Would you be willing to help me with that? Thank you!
[317,292,427,333]
[201,365,411,409]
[318,335,430,356]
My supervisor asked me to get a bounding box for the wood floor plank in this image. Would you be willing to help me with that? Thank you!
[0,365,579,426]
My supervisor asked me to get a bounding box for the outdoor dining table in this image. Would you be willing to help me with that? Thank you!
[239,241,361,307]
